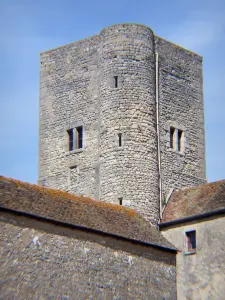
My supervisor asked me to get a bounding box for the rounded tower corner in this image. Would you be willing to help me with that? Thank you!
[99,23,154,48]
[98,23,159,224]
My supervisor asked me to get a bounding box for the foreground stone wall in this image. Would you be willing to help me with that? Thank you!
[161,216,225,300]
[0,211,176,300]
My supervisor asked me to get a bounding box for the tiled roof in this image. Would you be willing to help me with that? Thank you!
[0,176,175,250]
[162,180,225,223]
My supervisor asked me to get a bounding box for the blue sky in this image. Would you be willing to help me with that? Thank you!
[0,0,225,184]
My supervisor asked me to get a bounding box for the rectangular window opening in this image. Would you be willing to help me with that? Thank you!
[67,126,83,151]
[178,129,183,152]
[114,76,118,88]
[69,165,78,186]
[186,230,196,252]
[118,197,123,205]
[170,127,175,149]
[76,126,83,149]
[118,133,122,147]
[67,129,74,151]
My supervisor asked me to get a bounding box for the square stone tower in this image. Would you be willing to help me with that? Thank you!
[39,24,206,224]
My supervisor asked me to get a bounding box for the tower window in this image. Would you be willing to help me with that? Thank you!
[114,76,118,88]
[118,133,122,147]
[76,126,83,149]
[170,127,175,149]
[69,165,78,185]
[118,197,123,205]
[70,165,77,170]
[67,126,83,151]
[186,230,196,252]
[177,129,183,152]
[170,127,184,152]
[67,129,74,151]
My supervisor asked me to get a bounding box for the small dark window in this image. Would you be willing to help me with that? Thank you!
[170,127,175,149]
[186,231,196,252]
[118,197,123,205]
[114,76,118,88]
[118,133,122,147]
[178,129,183,152]
[67,129,74,151]
[76,126,83,149]
[70,165,77,170]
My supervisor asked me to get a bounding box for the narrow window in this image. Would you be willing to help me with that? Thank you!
[114,76,118,88]
[186,231,196,252]
[67,126,83,151]
[70,165,78,184]
[76,126,83,149]
[67,129,74,151]
[178,129,183,152]
[118,197,123,205]
[170,127,175,149]
[118,133,122,147]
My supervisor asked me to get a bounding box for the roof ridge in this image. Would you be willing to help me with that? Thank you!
[0,175,137,217]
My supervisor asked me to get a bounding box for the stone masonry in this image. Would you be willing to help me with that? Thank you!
[161,215,225,300]
[0,177,177,299]
[0,212,176,300]
[39,24,206,224]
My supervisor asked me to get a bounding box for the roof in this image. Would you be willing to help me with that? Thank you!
[0,176,175,251]
[162,180,225,223]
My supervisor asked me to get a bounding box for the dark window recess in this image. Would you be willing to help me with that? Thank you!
[114,76,118,88]
[178,129,183,152]
[67,129,74,151]
[170,127,175,149]
[70,165,77,170]
[186,231,196,252]
[118,197,123,205]
[118,133,122,147]
[76,126,83,149]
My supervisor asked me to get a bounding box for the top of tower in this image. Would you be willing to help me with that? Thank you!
[100,23,154,35]
[40,23,201,57]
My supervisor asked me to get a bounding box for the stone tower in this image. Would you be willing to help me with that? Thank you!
[39,24,206,224]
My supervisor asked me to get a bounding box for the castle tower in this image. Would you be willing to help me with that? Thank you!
[39,24,206,225]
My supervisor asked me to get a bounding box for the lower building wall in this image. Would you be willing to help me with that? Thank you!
[0,211,176,300]
[161,216,225,300]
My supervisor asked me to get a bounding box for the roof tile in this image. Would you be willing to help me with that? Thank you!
[0,176,175,250]
[162,180,225,223]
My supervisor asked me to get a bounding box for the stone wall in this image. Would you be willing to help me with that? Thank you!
[155,37,206,201]
[39,23,206,224]
[0,210,177,300]
[39,35,100,199]
[161,216,225,300]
